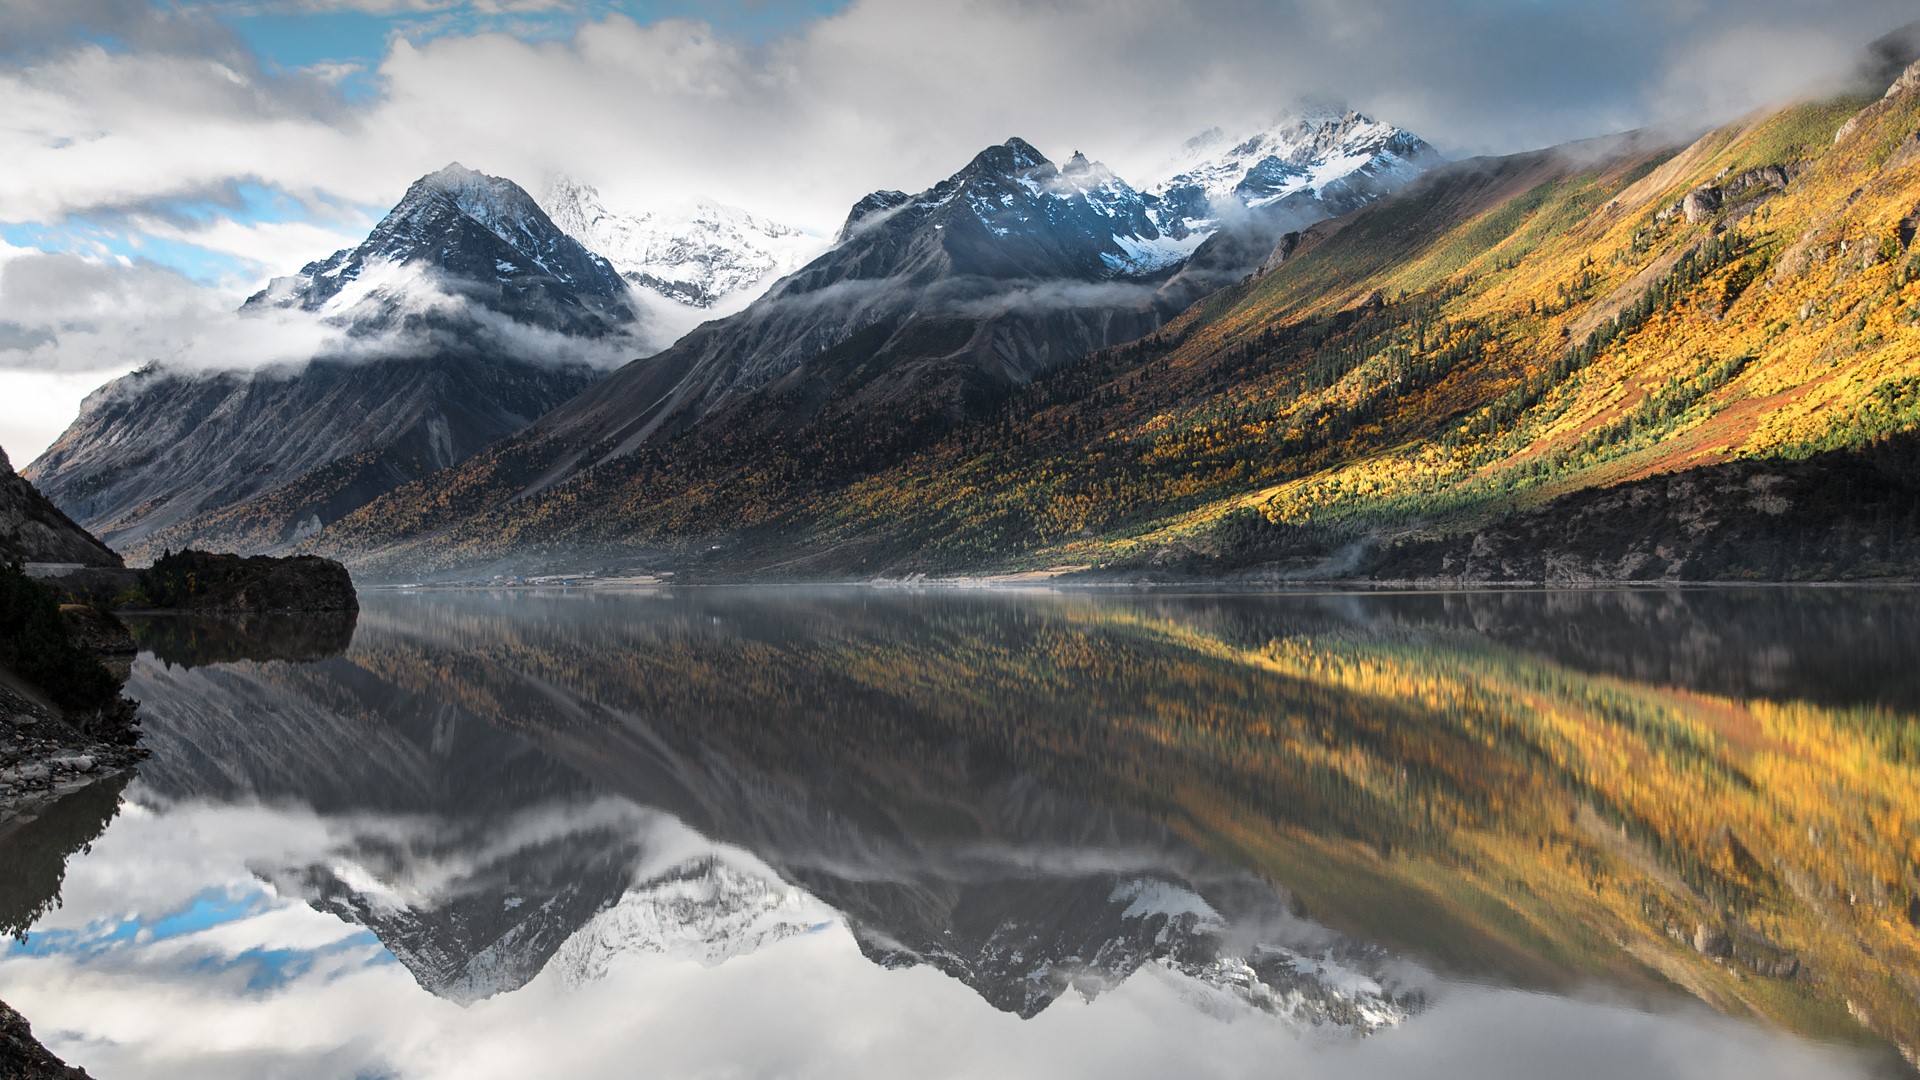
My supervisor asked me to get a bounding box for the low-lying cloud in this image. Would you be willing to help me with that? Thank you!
[0,250,341,376]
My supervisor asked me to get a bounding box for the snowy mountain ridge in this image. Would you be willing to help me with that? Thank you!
[1147,109,1443,233]
[831,136,1205,280]
[538,175,826,313]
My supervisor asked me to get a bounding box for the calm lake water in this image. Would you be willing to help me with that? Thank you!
[3,587,1918,1079]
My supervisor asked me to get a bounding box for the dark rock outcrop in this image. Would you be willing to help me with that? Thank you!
[128,550,357,613]
[57,606,133,657]
[1372,433,1920,583]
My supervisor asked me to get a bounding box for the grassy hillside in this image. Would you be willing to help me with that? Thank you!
[316,70,1920,580]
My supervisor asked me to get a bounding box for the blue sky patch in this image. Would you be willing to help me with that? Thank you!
[1,220,257,286]
[220,0,853,85]
[6,887,271,960]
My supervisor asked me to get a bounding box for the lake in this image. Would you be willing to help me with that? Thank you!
[3,587,1917,1079]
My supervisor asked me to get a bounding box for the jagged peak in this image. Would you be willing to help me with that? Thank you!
[389,163,544,231]
[836,189,913,242]
[962,137,1051,179]
[423,161,484,186]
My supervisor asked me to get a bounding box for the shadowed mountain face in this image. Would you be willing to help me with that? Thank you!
[245,164,636,340]
[25,165,632,561]
[30,356,598,558]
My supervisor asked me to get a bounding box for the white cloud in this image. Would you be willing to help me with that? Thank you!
[130,215,368,274]
[0,364,142,464]
[0,249,338,376]
[6,1,1917,237]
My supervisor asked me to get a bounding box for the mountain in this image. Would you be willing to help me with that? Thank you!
[538,176,826,323]
[25,164,637,560]
[318,40,1920,583]
[0,445,120,569]
[313,127,1440,576]
[550,855,835,987]
[247,163,638,339]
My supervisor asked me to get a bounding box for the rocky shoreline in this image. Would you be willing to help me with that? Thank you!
[0,676,144,833]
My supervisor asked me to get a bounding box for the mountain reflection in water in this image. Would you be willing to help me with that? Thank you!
[1,587,1914,1079]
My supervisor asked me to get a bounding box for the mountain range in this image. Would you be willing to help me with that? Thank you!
[22,165,628,558]
[21,110,1438,569]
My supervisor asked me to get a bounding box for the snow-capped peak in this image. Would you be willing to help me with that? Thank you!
[1148,109,1442,230]
[537,175,826,313]
[241,162,636,343]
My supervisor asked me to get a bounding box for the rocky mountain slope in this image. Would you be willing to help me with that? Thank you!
[0,447,120,569]
[25,165,635,560]
[310,123,1439,576]
[247,164,637,338]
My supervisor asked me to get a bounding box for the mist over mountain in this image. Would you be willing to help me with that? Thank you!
[23,165,640,559]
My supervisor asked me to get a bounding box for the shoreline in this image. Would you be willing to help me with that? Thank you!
[0,675,144,835]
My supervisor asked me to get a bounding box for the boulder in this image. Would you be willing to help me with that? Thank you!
[1884,57,1920,100]
[1693,922,1732,958]
[1682,186,1723,224]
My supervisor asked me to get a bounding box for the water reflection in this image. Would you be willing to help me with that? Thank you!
[2,587,1915,1078]
[125,610,359,671]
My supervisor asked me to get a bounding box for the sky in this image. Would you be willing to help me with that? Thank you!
[1,0,1917,462]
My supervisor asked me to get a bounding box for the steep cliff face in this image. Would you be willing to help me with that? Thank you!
[0,447,120,569]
